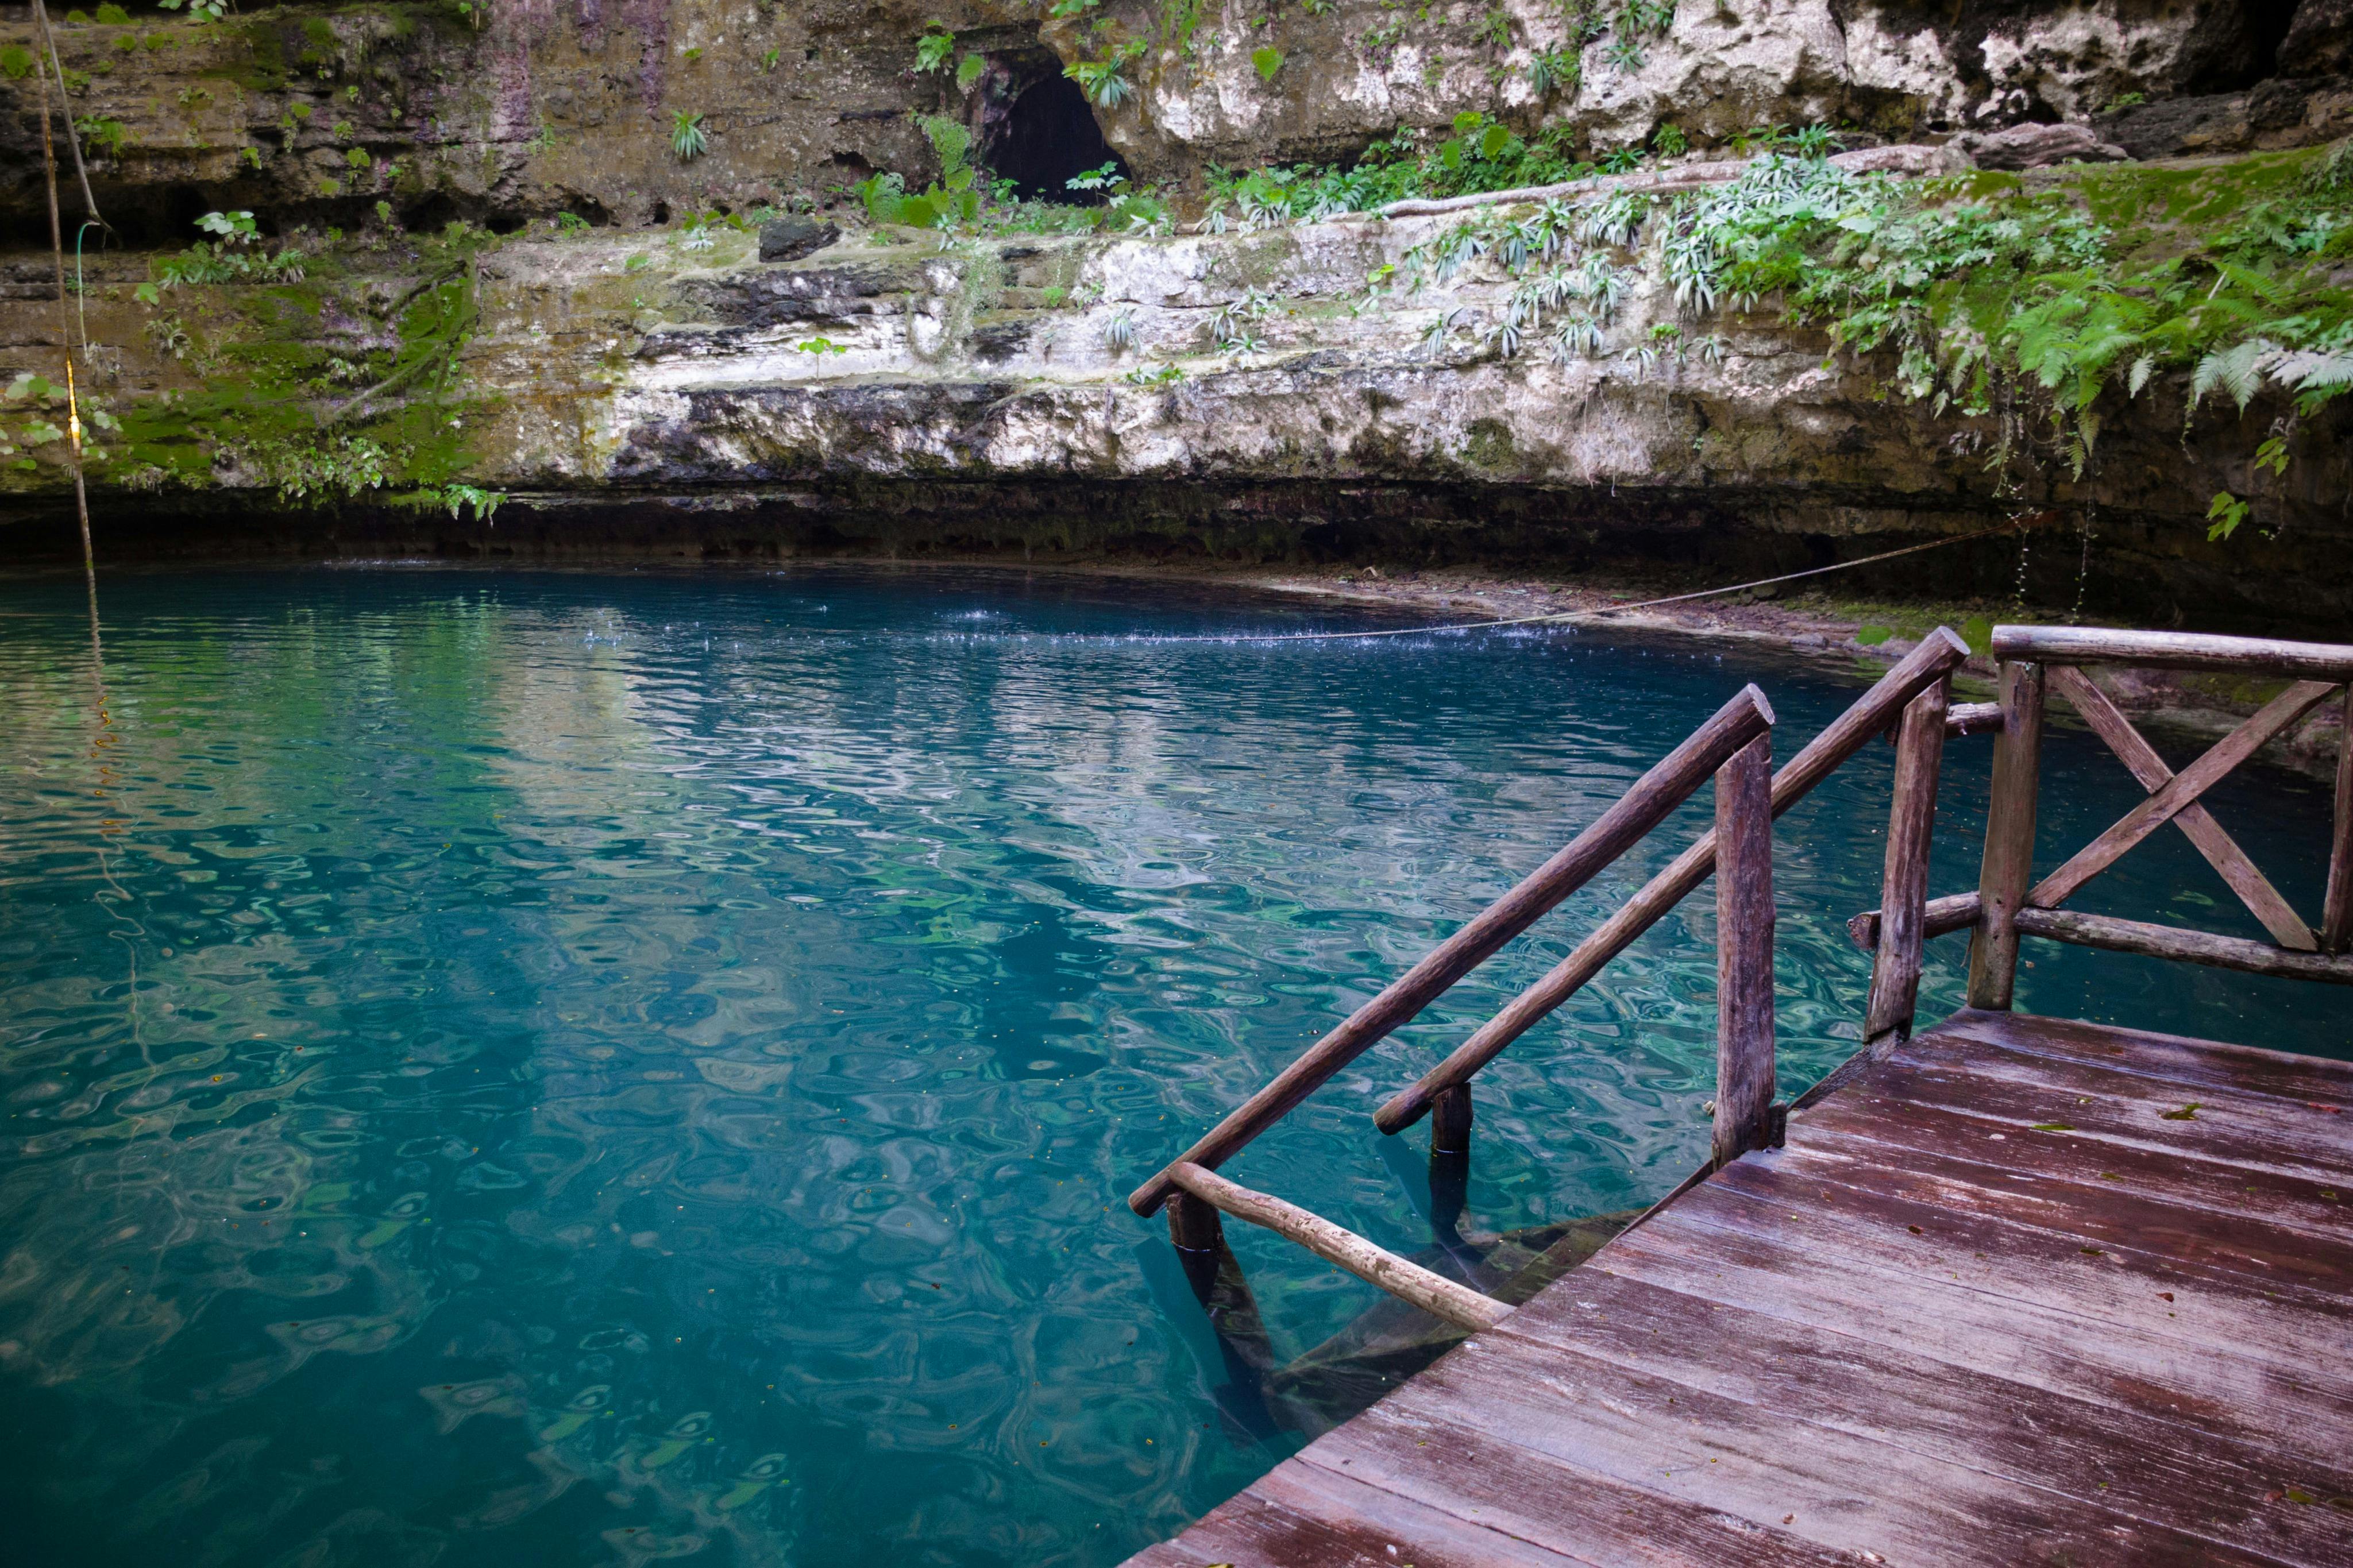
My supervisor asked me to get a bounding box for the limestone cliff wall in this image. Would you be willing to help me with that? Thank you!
[1,1,2349,633]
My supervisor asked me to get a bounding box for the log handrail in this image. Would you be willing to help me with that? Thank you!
[1166,1162,1511,1331]
[2013,909,2353,985]
[1125,683,1777,1218]
[1374,629,1972,1134]
[1989,625,2353,682]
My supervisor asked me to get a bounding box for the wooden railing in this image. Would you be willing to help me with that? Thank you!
[1128,629,1973,1329]
[1850,626,2353,1003]
[1133,619,2352,1339]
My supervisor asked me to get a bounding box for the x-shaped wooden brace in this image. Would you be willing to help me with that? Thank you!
[2032,668,2344,950]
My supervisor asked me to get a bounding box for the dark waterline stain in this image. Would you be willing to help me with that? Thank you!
[0,566,2342,1567]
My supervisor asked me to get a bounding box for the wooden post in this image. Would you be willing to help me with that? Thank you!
[1376,629,1970,1137]
[1129,683,1777,1215]
[1430,1084,1472,1156]
[2325,686,2353,955]
[1967,661,2045,1010]
[1711,733,1776,1168]
[1863,678,1950,1051]
[1167,1191,1224,1254]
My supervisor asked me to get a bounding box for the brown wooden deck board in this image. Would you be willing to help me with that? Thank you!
[1125,1013,2353,1568]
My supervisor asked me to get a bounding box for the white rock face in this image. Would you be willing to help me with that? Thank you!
[1569,1,1853,150]
[1085,0,2297,176]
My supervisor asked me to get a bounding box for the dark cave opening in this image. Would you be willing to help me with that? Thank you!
[986,75,1128,204]
[2189,0,2302,91]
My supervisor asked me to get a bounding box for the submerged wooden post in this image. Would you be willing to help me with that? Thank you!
[1863,678,1950,1051]
[1430,1084,1472,1156]
[1967,660,2046,1010]
[2325,686,2353,955]
[1711,733,1777,1168]
[1167,1190,1225,1254]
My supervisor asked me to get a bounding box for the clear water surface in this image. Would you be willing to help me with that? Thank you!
[1,565,2344,1568]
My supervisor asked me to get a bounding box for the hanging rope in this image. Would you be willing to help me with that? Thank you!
[1170,511,2054,644]
[32,18,99,592]
[30,0,107,236]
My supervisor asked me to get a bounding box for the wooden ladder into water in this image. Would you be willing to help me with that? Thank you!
[1121,624,2353,1567]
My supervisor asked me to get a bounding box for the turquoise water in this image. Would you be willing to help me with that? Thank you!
[1,565,2344,1568]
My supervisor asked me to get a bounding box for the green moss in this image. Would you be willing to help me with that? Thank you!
[1458,417,1517,470]
[234,20,288,92]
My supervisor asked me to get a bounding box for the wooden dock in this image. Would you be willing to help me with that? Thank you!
[1130,1007,2353,1567]
[1118,624,2353,1567]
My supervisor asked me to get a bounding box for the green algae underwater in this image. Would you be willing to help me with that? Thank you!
[1,564,2343,1567]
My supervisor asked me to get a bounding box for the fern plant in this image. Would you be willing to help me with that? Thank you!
[670,111,707,161]
[1067,42,1144,110]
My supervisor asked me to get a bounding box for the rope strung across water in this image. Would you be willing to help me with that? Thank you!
[1181,513,2048,644]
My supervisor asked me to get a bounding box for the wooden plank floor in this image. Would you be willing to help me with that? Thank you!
[1126,1009,2353,1568]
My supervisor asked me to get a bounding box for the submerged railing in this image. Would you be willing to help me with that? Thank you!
[1131,623,2353,1333]
[1128,630,1974,1326]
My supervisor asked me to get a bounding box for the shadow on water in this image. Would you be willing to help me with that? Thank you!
[0,563,2343,1568]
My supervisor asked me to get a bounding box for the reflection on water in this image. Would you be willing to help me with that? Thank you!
[0,566,2343,1567]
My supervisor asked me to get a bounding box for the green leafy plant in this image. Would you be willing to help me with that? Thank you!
[796,337,850,355]
[1251,46,1283,83]
[914,24,954,74]
[956,52,985,91]
[1067,41,1144,110]
[556,211,591,235]
[670,110,707,161]
[94,2,130,22]
[1652,122,1688,158]
[440,483,504,524]
[1527,47,1576,98]
[155,0,231,20]
[75,116,128,159]
[0,47,32,79]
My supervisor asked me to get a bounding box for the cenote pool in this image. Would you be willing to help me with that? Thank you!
[2,565,2346,1568]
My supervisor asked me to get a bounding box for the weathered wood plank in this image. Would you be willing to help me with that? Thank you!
[1966,659,2045,1009]
[1129,684,1776,1216]
[1789,1091,2353,1245]
[1650,1171,2353,1412]
[1863,678,1950,1046]
[2016,907,2353,984]
[1595,1204,2353,1473]
[1374,1323,2290,1567]
[1922,1009,2353,1110]
[1299,1405,1865,1568]
[2047,663,2317,949]
[1167,1162,1511,1331]
[2027,681,2344,912]
[1128,1457,1581,1568]
[1378,630,1970,1133]
[1712,733,1776,1167]
[1851,1049,2353,1184]
[1989,624,2353,681]
[1757,1123,2353,1300]
[1501,1268,2353,1566]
